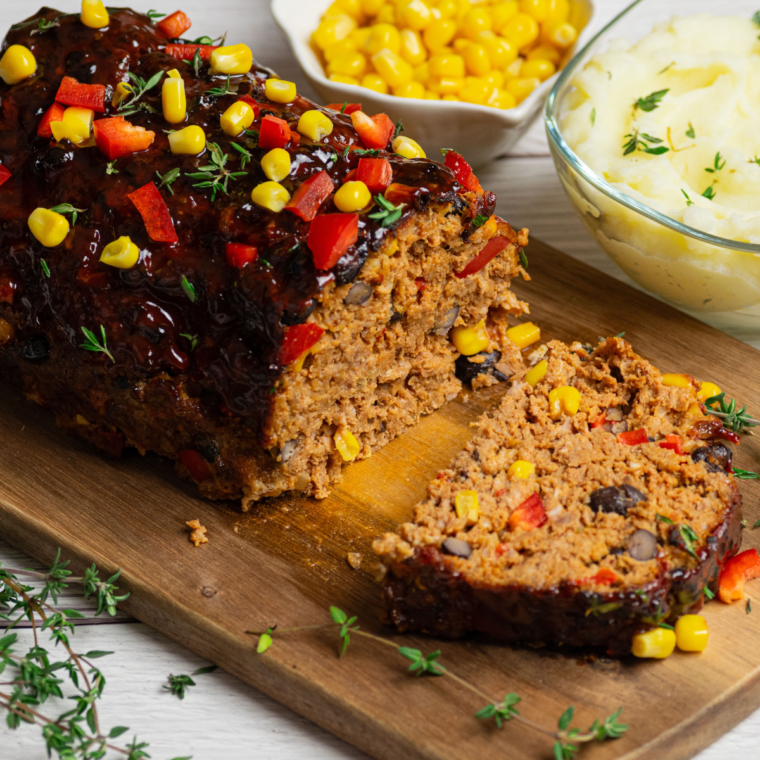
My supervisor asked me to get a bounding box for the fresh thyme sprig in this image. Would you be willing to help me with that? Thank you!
[704,151,726,173]
[622,130,669,157]
[50,203,86,227]
[79,325,114,362]
[248,606,628,759]
[186,142,247,201]
[117,70,164,117]
[156,167,181,195]
[369,194,405,227]
[681,189,694,206]
[32,17,60,34]
[633,88,668,113]
[206,75,237,98]
[163,666,217,700]
[230,141,253,169]
[704,392,759,433]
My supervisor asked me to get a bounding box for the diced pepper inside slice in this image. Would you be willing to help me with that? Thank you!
[157,10,192,39]
[455,235,509,279]
[719,549,760,603]
[350,110,394,150]
[0,164,11,187]
[178,449,211,481]
[55,76,106,113]
[508,492,547,532]
[94,116,155,159]
[356,157,393,194]
[165,43,218,61]
[258,114,292,150]
[617,428,648,446]
[37,102,66,138]
[583,568,620,586]
[326,102,362,114]
[659,434,684,455]
[284,171,335,222]
[280,323,325,366]
[308,213,359,270]
[225,242,258,268]
[590,412,608,429]
[126,182,178,243]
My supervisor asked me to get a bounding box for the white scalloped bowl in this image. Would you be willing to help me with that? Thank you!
[271,0,596,168]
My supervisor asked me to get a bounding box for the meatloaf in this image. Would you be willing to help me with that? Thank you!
[373,338,743,655]
[0,7,530,508]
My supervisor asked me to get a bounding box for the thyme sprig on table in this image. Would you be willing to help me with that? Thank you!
[117,70,164,117]
[79,325,114,363]
[186,142,246,201]
[248,606,629,760]
[369,194,405,227]
[704,392,760,434]
[163,666,217,700]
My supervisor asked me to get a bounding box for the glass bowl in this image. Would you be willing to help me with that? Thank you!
[545,0,760,314]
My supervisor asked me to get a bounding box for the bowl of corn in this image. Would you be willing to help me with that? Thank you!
[272,0,596,167]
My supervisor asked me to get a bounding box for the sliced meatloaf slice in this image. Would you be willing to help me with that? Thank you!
[373,338,743,655]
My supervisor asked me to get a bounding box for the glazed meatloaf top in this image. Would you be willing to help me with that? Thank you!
[0,7,498,439]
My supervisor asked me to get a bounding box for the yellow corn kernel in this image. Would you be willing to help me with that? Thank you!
[527,44,561,65]
[392,135,426,158]
[0,44,37,85]
[76,414,90,426]
[519,0,550,22]
[697,381,721,403]
[251,181,291,213]
[328,50,368,79]
[265,78,297,104]
[360,0,385,14]
[461,8,492,40]
[324,38,358,63]
[372,48,414,87]
[541,21,577,49]
[506,75,540,102]
[506,322,540,349]
[297,109,334,142]
[429,52,465,77]
[632,628,676,659]
[429,75,464,94]
[412,61,430,84]
[460,77,490,105]
[393,80,426,99]
[365,23,401,55]
[549,386,581,420]
[424,89,441,99]
[335,0,365,20]
[100,235,140,269]
[261,148,292,183]
[508,460,535,480]
[329,74,360,84]
[675,614,709,653]
[504,56,524,78]
[55,106,94,143]
[494,88,517,109]
[491,1,519,32]
[521,57,556,81]
[545,0,570,25]
[451,319,490,356]
[662,373,693,389]
[335,180,372,212]
[81,0,109,28]
[399,29,427,65]
[28,208,70,248]
[335,426,361,461]
[162,74,186,124]
[480,34,518,69]
[423,18,456,51]
[452,38,469,54]
[210,44,254,74]
[486,70,505,88]
[435,0,458,19]
[399,0,433,30]
[313,14,357,50]
[374,4,397,24]
[361,72,390,93]
[351,26,373,49]
[502,13,539,49]
[454,490,479,525]
[525,359,547,387]
[220,101,255,137]
[51,120,85,145]
[686,401,704,419]
[168,125,206,155]
[463,43,491,76]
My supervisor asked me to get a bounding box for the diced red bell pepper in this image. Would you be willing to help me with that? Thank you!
[237,95,260,119]
[659,434,684,455]
[126,182,178,244]
[356,157,392,194]
[165,43,218,61]
[583,568,620,586]
[342,168,357,184]
[157,10,192,39]
[225,242,258,268]
[284,171,335,222]
[55,76,106,113]
[37,102,66,138]
[617,428,649,446]
[308,213,359,270]
[415,278,427,293]
[279,323,325,365]
[455,236,509,279]
[591,412,608,429]
[178,449,211,481]
[259,114,292,151]
[326,102,362,115]
[94,116,155,160]
[508,492,547,532]
[719,549,760,603]
[350,111,394,150]
[0,164,11,187]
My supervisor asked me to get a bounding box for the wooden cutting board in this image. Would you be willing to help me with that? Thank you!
[0,238,758,760]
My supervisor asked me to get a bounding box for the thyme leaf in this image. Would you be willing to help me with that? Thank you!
[117,70,165,117]
[32,17,60,35]
[472,214,489,228]
[519,247,529,269]
[230,141,253,170]
[79,325,114,362]
[206,75,237,97]
[702,184,716,200]
[681,189,694,206]
[179,332,198,351]
[590,107,596,126]
[678,524,699,560]
[352,148,381,157]
[105,160,119,175]
[368,194,405,227]
[734,468,760,480]
[704,151,726,173]
[186,142,247,201]
[704,392,759,433]
[633,88,669,113]
[41,259,50,278]
[622,130,669,157]
[749,156,760,167]
[180,275,197,303]
[656,513,674,525]
[475,694,521,727]
[155,167,181,195]
[704,586,715,600]
[685,122,696,139]
[147,9,166,19]
[49,203,86,227]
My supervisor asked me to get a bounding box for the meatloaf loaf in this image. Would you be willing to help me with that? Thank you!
[373,338,743,655]
[0,7,529,508]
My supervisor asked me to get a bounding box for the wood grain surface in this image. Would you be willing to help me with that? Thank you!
[0,237,758,760]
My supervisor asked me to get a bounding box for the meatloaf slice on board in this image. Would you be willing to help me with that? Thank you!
[374,338,743,655]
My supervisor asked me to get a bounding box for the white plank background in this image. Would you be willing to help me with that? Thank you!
[1,1,759,758]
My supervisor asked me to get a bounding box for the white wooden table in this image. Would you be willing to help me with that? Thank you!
[1,1,758,758]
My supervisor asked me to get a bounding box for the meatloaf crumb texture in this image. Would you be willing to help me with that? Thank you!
[374,338,743,654]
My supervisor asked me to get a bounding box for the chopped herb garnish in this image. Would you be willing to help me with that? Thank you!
[704,587,715,600]
[79,325,114,362]
[633,88,669,113]
[186,142,247,201]
[180,275,197,303]
[622,130,669,157]
[105,161,119,175]
[472,214,489,228]
[32,17,60,34]
[41,259,50,278]
[658,62,675,75]
[702,184,716,200]
[685,122,696,139]
[681,189,694,206]
[679,524,699,560]
[658,622,675,630]
[704,392,759,433]
[369,194,405,227]
[179,333,198,351]
[748,599,752,614]
[392,119,404,140]
[704,152,726,173]
[230,141,253,169]
[147,9,166,19]
[519,247,528,269]
[656,513,674,525]
[734,468,760,480]
[49,203,86,227]
[353,148,381,157]
[117,70,164,117]
[340,101,348,114]
[590,107,596,126]
[206,75,237,98]
[155,167,181,195]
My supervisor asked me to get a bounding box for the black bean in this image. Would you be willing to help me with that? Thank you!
[343,281,373,306]
[22,336,49,363]
[628,529,658,561]
[692,444,732,473]
[455,350,502,384]
[588,484,646,516]
[442,537,472,558]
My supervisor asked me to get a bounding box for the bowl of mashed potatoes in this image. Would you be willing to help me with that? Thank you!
[545,0,760,314]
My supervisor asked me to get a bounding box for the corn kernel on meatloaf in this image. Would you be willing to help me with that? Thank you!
[0,8,529,508]
[374,339,743,655]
